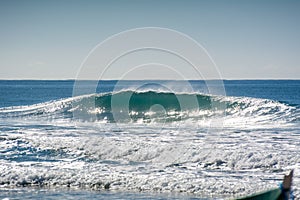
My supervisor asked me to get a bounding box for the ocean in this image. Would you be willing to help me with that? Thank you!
[0,80,299,199]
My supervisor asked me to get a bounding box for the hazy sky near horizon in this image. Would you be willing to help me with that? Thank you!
[0,0,299,79]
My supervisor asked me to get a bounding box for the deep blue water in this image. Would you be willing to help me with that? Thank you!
[223,80,300,106]
[1,80,299,108]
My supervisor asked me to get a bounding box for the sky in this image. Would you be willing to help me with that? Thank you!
[0,0,299,80]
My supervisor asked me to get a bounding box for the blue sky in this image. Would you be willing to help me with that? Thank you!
[0,0,299,79]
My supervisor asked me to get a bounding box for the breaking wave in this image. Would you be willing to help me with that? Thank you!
[0,90,298,125]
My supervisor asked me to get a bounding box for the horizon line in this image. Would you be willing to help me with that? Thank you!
[0,78,300,81]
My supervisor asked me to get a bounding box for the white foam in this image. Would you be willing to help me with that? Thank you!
[0,120,299,198]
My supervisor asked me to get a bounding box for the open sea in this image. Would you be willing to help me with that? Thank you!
[0,80,299,199]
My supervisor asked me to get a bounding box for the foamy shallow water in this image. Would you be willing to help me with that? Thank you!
[0,118,299,199]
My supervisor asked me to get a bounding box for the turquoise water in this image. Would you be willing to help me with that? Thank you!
[0,80,299,199]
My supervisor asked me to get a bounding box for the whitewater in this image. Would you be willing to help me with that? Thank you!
[0,80,299,199]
